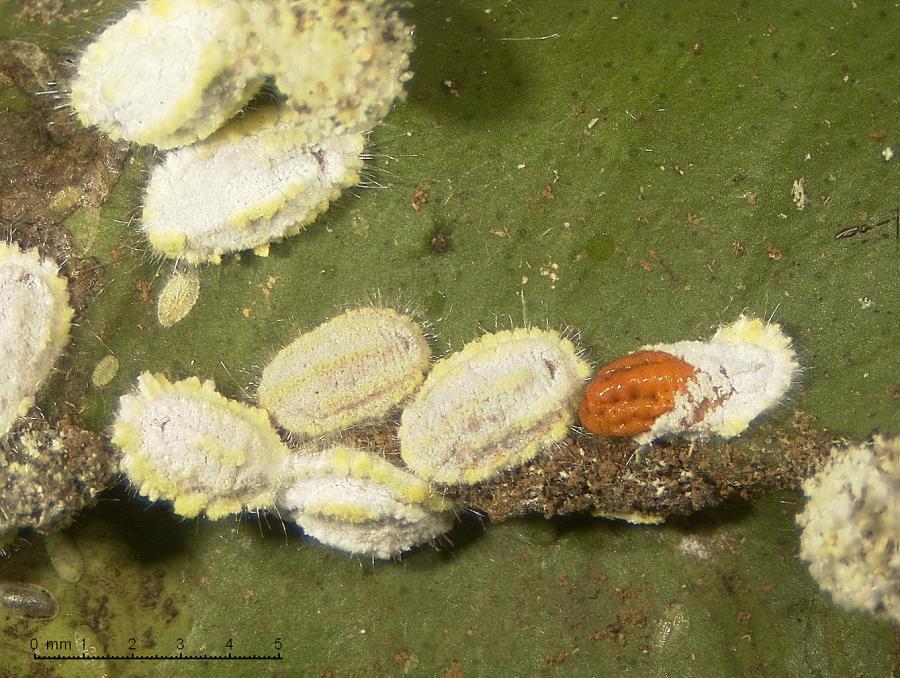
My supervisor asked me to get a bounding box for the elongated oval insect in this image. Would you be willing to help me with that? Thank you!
[44,532,83,583]
[0,582,57,619]
[112,372,289,519]
[259,307,431,437]
[156,266,200,327]
[70,0,264,149]
[91,354,119,388]
[578,351,696,437]
[277,446,453,559]
[399,327,591,485]
[141,107,364,263]
[0,243,73,437]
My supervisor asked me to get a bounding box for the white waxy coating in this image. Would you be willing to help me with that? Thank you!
[0,243,73,437]
[70,0,264,149]
[157,266,200,327]
[247,0,413,140]
[797,435,899,623]
[112,372,289,519]
[399,327,591,485]
[259,308,431,437]
[277,446,453,559]
[141,107,365,263]
[639,316,798,444]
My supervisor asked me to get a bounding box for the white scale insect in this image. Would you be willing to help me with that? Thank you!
[141,109,365,264]
[399,327,591,485]
[0,243,72,437]
[71,0,415,323]
[797,435,900,624]
[259,307,431,438]
[637,316,800,444]
[70,0,264,149]
[71,0,412,150]
[277,446,453,559]
[113,373,289,519]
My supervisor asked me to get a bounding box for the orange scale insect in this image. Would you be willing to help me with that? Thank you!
[578,350,696,437]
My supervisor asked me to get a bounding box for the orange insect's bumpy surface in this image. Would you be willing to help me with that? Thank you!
[578,350,697,437]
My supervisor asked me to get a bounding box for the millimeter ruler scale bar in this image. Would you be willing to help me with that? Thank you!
[34,652,283,661]
[29,635,285,662]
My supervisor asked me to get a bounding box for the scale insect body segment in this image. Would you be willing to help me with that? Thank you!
[141,109,365,264]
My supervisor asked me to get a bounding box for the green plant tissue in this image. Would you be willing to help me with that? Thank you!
[0,0,896,676]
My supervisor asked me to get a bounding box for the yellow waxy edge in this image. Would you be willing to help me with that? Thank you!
[288,447,451,517]
[712,314,794,352]
[0,243,73,436]
[259,308,431,437]
[400,327,591,485]
[112,373,289,519]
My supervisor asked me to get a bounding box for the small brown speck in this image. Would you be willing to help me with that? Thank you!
[744,192,758,205]
[693,42,705,55]
[443,78,461,96]
[430,232,450,254]
[135,278,152,306]
[411,187,428,211]
[259,274,278,301]
[766,244,782,260]
[242,307,252,318]
[731,242,745,257]
[686,212,702,225]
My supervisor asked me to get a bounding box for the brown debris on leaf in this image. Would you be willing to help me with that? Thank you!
[0,40,128,236]
[1,40,129,314]
[0,41,126,537]
[326,411,833,524]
